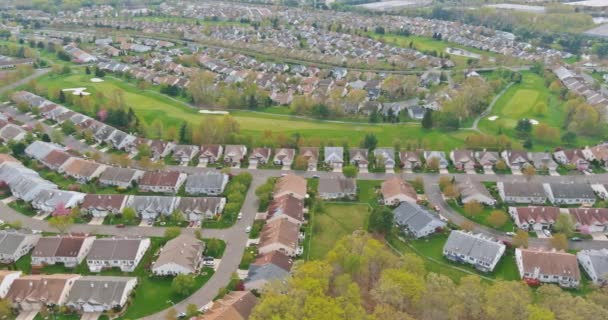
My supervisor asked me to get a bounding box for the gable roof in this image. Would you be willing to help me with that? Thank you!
[81,194,127,212]
[517,248,580,280]
[393,201,446,233]
[577,249,608,283]
[0,230,38,256]
[443,231,505,265]
[65,276,136,307]
[197,291,257,320]
[547,183,596,200]
[139,171,182,187]
[32,235,90,258]
[99,167,141,184]
[274,174,307,198]
[268,195,304,222]
[87,238,148,261]
[318,177,356,195]
[62,158,104,178]
[500,182,545,198]
[258,218,299,251]
[381,177,417,201]
[6,274,80,304]
[154,233,204,272]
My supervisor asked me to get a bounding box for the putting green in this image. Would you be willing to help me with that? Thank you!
[500,89,540,117]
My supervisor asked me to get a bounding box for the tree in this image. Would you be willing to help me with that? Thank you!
[165,308,177,320]
[522,165,536,181]
[205,238,224,258]
[368,207,394,235]
[421,109,433,129]
[426,157,439,171]
[164,226,181,240]
[0,299,11,319]
[527,305,555,320]
[361,133,378,151]
[122,207,137,223]
[172,274,197,296]
[515,119,532,137]
[513,229,529,248]
[495,160,507,171]
[550,233,569,251]
[343,165,357,178]
[372,268,424,312]
[10,142,26,156]
[484,281,531,320]
[293,155,309,171]
[85,66,91,75]
[561,131,577,146]
[50,130,64,144]
[186,304,199,317]
[487,210,508,228]
[553,213,575,237]
[464,200,483,217]
[48,215,74,234]
[443,184,460,199]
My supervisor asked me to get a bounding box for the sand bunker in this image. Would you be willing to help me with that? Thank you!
[199,110,229,115]
[529,119,539,125]
[62,87,90,96]
[488,116,499,121]
[90,78,104,83]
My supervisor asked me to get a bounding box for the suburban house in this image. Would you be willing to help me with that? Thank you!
[224,145,247,167]
[577,249,608,285]
[450,150,476,171]
[0,123,26,142]
[299,147,319,171]
[0,230,41,263]
[374,148,396,170]
[199,144,223,165]
[249,147,272,166]
[475,151,500,171]
[185,172,229,196]
[443,231,506,272]
[568,208,608,233]
[457,179,495,205]
[86,237,151,272]
[6,274,81,310]
[152,233,205,276]
[31,189,85,214]
[497,182,547,204]
[502,150,530,170]
[25,141,64,162]
[257,217,300,257]
[41,150,72,171]
[318,176,357,200]
[194,290,257,320]
[380,177,417,205]
[172,144,200,164]
[138,171,187,193]
[393,202,447,238]
[177,197,226,221]
[0,162,57,202]
[65,276,137,312]
[509,206,560,231]
[267,194,305,225]
[244,251,293,291]
[515,248,580,288]
[349,148,369,170]
[149,140,175,160]
[273,148,295,167]
[0,270,21,299]
[31,235,96,268]
[80,194,128,218]
[324,147,344,170]
[60,158,107,183]
[127,195,179,220]
[273,174,307,200]
[98,166,144,189]
[400,151,423,170]
[582,144,608,167]
[543,183,596,206]
[109,131,137,151]
[528,152,558,171]
[423,151,449,169]
[554,149,589,172]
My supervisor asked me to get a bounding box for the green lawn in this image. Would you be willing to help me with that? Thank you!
[8,200,37,217]
[309,203,371,260]
[357,180,381,207]
[448,200,515,233]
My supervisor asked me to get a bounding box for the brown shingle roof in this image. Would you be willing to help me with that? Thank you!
[268,194,304,222]
[381,177,417,201]
[32,235,89,258]
[42,150,71,168]
[258,218,299,251]
[274,174,307,198]
[6,274,80,304]
[81,194,126,211]
[0,154,18,165]
[62,158,103,178]
[252,251,293,272]
[198,291,257,320]
[139,171,181,187]
[518,248,580,281]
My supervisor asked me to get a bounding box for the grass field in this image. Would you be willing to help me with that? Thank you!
[309,203,371,260]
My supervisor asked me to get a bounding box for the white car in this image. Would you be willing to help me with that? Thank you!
[543,229,552,237]
[296,246,304,256]
[245,226,252,233]
[505,232,516,236]
[237,212,243,220]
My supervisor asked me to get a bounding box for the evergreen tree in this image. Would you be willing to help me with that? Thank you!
[58,90,66,103]
[421,109,433,129]
[85,66,91,75]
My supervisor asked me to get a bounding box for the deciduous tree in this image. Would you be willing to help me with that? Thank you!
[487,210,508,228]
[550,233,569,251]
[464,200,483,217]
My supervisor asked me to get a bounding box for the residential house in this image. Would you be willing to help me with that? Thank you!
[86,237,151,272]
[509,206,560,231]
[80,194,128,218]
[0,230,41,263]
[65,276,137,312]
[543,183,596,206]
[257,218,300,257]
[6,274,81,310]
[148,140,175,160]
[249,147,272,166]
[324,147,344,170]
[98,167,144,189]
[152,233,205,276]
[0,270,21,299]
[529,152,558,171]
[374,148,396,170]
[267,195,305,226]
[568,208,608,233]
[318,177,356,200]
[185,172,229,196]
[400,151,423,170]
[127,196,179,220]
[582,144,608,167]
[502,150,530,170]
[553,149,589,171]
[138,171,187,193]
[515,248,580,288]
[177,197,226,221]
[577,249,608,285]
[172,145,200,164]
[199,144,223,165]
[274,174,307,200]
[273,148,295,167]
[25,141,63,161]
[0,123,26,142]
[224,145,247,167]
[349,148,369,170]
[475,151,500,171]
[381,177,417,206]
[450,150,476,171]
[195,291,257,320]
[109,130,136,151]
[443,231,506,272]
[41,150,72,171]
[299,147,319,171]
[393,202,447,238]
[31,189,85,214]
[60,158,107,183]
[31,235,95,267]
[458,179,496,205]
[497,182,547,204]
[0,154,18,166]
[423,151,449,169]
[244,251,293,291]
[0,162,57,202]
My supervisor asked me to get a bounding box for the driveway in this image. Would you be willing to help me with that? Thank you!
[15,311,38,320]
[81,312,101,320]
[592,233,608,241]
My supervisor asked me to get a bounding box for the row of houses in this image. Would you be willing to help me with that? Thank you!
[497,182,598,206]
[510,206,608,234]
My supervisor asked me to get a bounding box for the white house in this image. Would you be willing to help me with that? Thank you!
[65,276,137,312]
[515,248,580,288]
[152,234,205,276]
[31,235,96,268]
[86,238,150,272]
[393,202,446,238]
[577,249,608,285]
[443,231,506,272]
[0,230,41,264]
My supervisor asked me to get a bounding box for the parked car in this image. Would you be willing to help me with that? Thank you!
[543,229,552,237]
[505,232,516,236]
[238,212,243,220]
[116,224,125,228]
[570,237,582,241]
[245,226,251,233]
[296,246,304,255]
[203,257,215,266]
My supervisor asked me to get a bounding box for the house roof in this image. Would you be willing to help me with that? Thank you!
[299,147,319,161]
[81,194,127,212]
[177,197,224,215]
[139,171,182,187]
[0,154,18,165]
[245,251,293,288]
[87,238,148,261]
[577,249,608,282]
[500,182,545,198]
[185,172,227,190]
[129,196,177,214]
[324,147,344,162]
[443,231,505,265]
[568,208,608,227]
[42,150,72,168]
[32,235,91,258]
[62,158,104,178]
[99,167,141,184]
[274,174,307,197]
[518,248,580,280]
[200,144,222,158]
[0,230,38,256]
[548,183,595,200]
[6,274,80,304]
[197,291,257,320]
[65,276,136,307]
[458,179,493,201]
[25,141,63,161]
[511,206,560,225]
[258,218,299,251]
[153,233,204,272]
[381,177,417,201]
[393,201,446,233]
[274,148,295,162]
[268,194,304,222]
[318,177,356,195]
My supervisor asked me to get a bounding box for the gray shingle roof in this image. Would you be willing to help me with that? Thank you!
[443,231,505,265]
[393,202,445,234]
[548,183,596,200]
[66,276,136,308]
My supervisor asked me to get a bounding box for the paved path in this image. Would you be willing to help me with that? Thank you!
[0,68,51,96]
[471,81,514,130]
